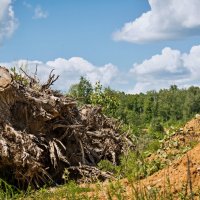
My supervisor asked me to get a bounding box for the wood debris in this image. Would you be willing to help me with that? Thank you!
[0,66,133,188]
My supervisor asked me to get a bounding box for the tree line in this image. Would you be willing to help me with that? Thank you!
[68,77,200,135]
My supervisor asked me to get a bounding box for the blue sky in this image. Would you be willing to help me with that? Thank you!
[1,0,200,93]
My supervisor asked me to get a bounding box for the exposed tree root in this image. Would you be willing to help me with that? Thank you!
[0,66,133,188]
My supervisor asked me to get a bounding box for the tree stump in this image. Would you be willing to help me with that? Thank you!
[0,66,134,189]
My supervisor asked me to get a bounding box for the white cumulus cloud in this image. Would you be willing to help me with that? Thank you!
[131,47,187,77]
[0,57,118,91]
[183,45,200,79]
[0,0,17,43]
[113,0,200,43]
[46,57,118,90]
[33,5,48,19]
[130,45,200,93]
[2,46,200,94]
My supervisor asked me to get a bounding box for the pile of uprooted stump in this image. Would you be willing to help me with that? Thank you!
[0,66,134,188]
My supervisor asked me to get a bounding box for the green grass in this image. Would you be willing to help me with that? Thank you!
[1,173,198,200]
[18,181,94,200]
[0,178,24,200]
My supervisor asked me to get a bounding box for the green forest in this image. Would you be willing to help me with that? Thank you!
[68,76,200,135]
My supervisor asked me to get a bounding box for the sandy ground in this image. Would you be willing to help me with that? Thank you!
[82,118,200,199]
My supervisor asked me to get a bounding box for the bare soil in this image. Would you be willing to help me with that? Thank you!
[140,143,200,198]
[82,118,200,199]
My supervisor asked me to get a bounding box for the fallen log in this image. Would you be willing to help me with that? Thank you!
[0,66,134,188]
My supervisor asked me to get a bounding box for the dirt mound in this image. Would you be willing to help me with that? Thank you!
[147,118,200,168]
[184,117,200,134]
[90,143,200,199]
[140,143,200,198]
[0,67,133,188]
[139,117,200,198]
[80,118,200,199]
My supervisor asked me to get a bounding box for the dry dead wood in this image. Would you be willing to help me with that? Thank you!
[0,66,133,188]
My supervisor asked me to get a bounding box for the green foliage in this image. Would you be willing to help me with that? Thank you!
[64,181,91,200]
[119,152,145,180]
[68,78,119,116]
[21,181,92,200]
[148,119,164,140]
[149,118,164,133]
[68,77,200,132]
[0,178,22,200]
[107,180,126,200]
[90,82,119,116]
[114,85,200,129]
[114,151,164,181]
[97,146,164,182]
[97,160,118,174]
[68,76,93,104]
[10,67,29,86]
[146,139,161,153]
